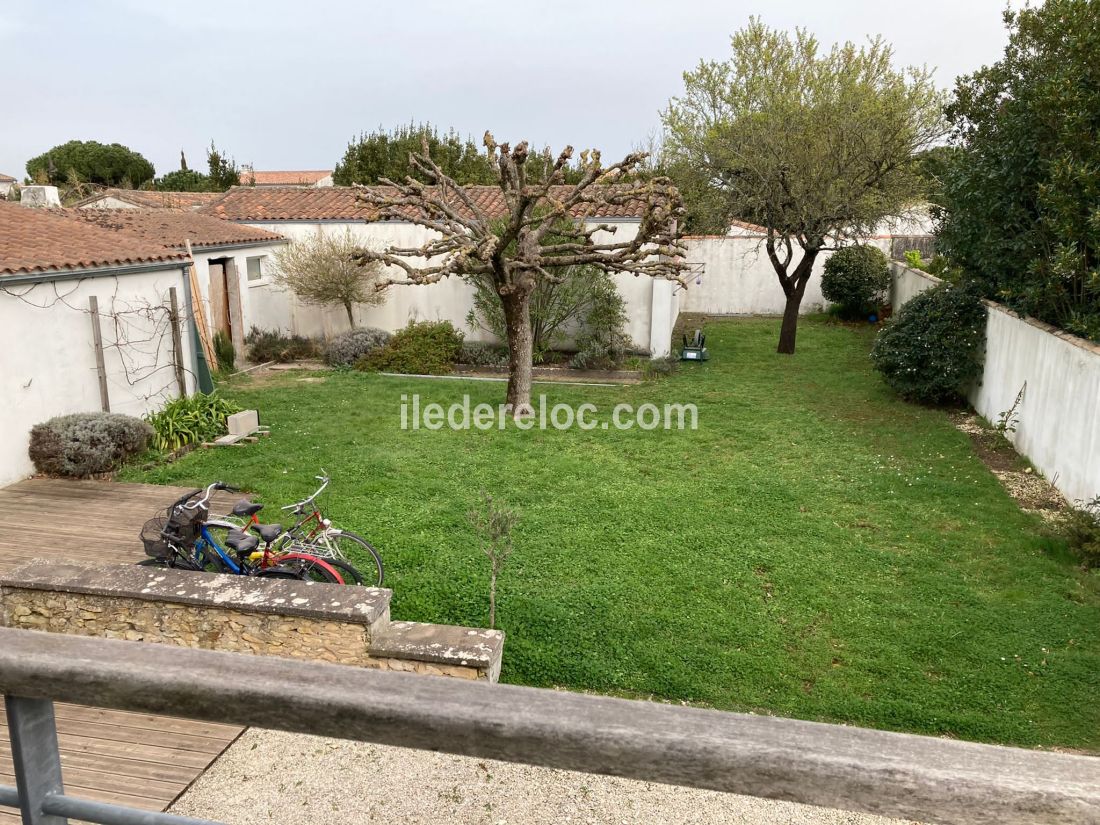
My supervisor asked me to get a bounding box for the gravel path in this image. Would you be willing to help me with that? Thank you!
[171,729,917,825]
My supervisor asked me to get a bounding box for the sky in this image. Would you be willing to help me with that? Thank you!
[0,0,1018,182]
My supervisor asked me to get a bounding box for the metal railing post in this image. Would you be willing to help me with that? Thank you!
[5,696,67,825]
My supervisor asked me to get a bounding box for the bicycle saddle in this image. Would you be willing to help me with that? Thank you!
[232,500,264,517]
[251,523,283,544]
[225,529,260,555]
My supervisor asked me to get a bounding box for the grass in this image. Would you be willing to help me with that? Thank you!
[122,317,1100,750]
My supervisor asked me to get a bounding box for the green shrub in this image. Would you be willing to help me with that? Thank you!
[570,275,630,369]
[459,342,509,368]
[324,327,391,367]
[643,356,680,378]
[28,412,153,477]
[822,246,891,319]
[213,330,235,373]
[468,265,620,363]
[145,393,242,451]
[357,321,464,375]
[245,326,319,363]
[870,283,987,404]
[1051,497,1100,569]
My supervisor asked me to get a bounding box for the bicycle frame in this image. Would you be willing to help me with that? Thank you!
[170,482,344,583]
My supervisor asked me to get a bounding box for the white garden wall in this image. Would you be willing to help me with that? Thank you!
[889,261,1100,503]
[679,235,829,315]
[0,264,195,486]
[678,233,911,317]
[239,219,676,356]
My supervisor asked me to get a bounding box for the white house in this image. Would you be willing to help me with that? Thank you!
[0,173,15,198]
[68,208,288,357]
[200,186,677,356]
[74,189,221,210]
[0,200,198,486]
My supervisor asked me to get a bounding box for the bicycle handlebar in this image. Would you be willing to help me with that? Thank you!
[281,473,330,512]
[172,482,239,514]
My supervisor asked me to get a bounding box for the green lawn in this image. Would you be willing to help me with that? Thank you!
[122,317,1100,750]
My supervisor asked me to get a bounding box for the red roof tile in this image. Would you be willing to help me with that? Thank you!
[0,203,187,276]
[74,189,222,210]
[67,209,286,251]
[200,185,651,223]
[239,170,332,186]
[0,173,16,183]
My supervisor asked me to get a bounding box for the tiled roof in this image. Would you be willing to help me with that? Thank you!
[0,173,15,183]
[0,202,187,276]
[74,189,222,210]
[200,185,651,223]
[67,209,287,251]
[239,170,332,186]
[728,218,768,234]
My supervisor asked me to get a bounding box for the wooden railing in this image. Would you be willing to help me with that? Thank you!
[0,627,1096,825]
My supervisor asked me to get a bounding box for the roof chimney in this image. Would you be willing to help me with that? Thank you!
[20,185,61,208]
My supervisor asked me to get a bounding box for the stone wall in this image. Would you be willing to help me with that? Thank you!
[3,590,371,665]
[0,560,504,682]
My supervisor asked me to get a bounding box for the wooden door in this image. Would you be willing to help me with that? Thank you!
[208,261,230,335]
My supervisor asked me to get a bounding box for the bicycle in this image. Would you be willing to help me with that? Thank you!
[208,473,384,587]
[140,482,345,584]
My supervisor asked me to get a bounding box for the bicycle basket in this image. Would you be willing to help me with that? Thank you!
[140,516,173,558]
[166,507,205,545]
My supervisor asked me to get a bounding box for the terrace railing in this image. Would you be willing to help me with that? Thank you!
[0,627,1096,825]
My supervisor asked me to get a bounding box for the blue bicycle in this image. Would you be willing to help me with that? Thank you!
[140,482,316,581]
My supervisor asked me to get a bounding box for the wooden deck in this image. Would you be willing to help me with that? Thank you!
[0,478,244,821]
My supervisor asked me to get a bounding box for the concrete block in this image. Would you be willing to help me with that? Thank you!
[227,409,259,436]
[20,186,60,208]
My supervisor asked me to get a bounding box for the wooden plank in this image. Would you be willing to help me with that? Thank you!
[169,286,187,397]
[88,295,110,413]
[0,766,174,807]
[0,717,230,755]
[0,479,244,813]
[53,704,241,739]
[186,240,216,368]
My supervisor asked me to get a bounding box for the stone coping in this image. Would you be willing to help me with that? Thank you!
[0,560,391,625]
[370,620,504,670]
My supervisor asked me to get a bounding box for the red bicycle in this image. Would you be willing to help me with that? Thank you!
[208,474,384,587]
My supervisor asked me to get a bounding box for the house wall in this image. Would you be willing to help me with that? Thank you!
[890,261,1100,504]
[78,196,139,209]
[241,220,665,353]
[189,242,284,347]
[0,264,195,486]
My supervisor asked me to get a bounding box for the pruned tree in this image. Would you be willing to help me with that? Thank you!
[662,19,946,353]
[355,133,690,412]
[274,229,386,328]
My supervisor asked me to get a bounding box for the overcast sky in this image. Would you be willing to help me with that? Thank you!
[0,0,1017,181]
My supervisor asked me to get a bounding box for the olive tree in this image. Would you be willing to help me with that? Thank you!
[662,19,946,353]
[274,229,386,328]
[355,134,690,413]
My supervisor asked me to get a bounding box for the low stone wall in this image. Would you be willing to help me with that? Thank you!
[0,560,504,681]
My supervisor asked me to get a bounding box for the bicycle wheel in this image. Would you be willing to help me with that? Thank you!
[303,531,383,587]
[255,568,303,580]
[275,553,344,584]
[324,557,367,586]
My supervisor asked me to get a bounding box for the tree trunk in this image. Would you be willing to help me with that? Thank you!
[343,300,355,329]
[774,249,820,355]
[777,292,803,354]
[501,289,535,414]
